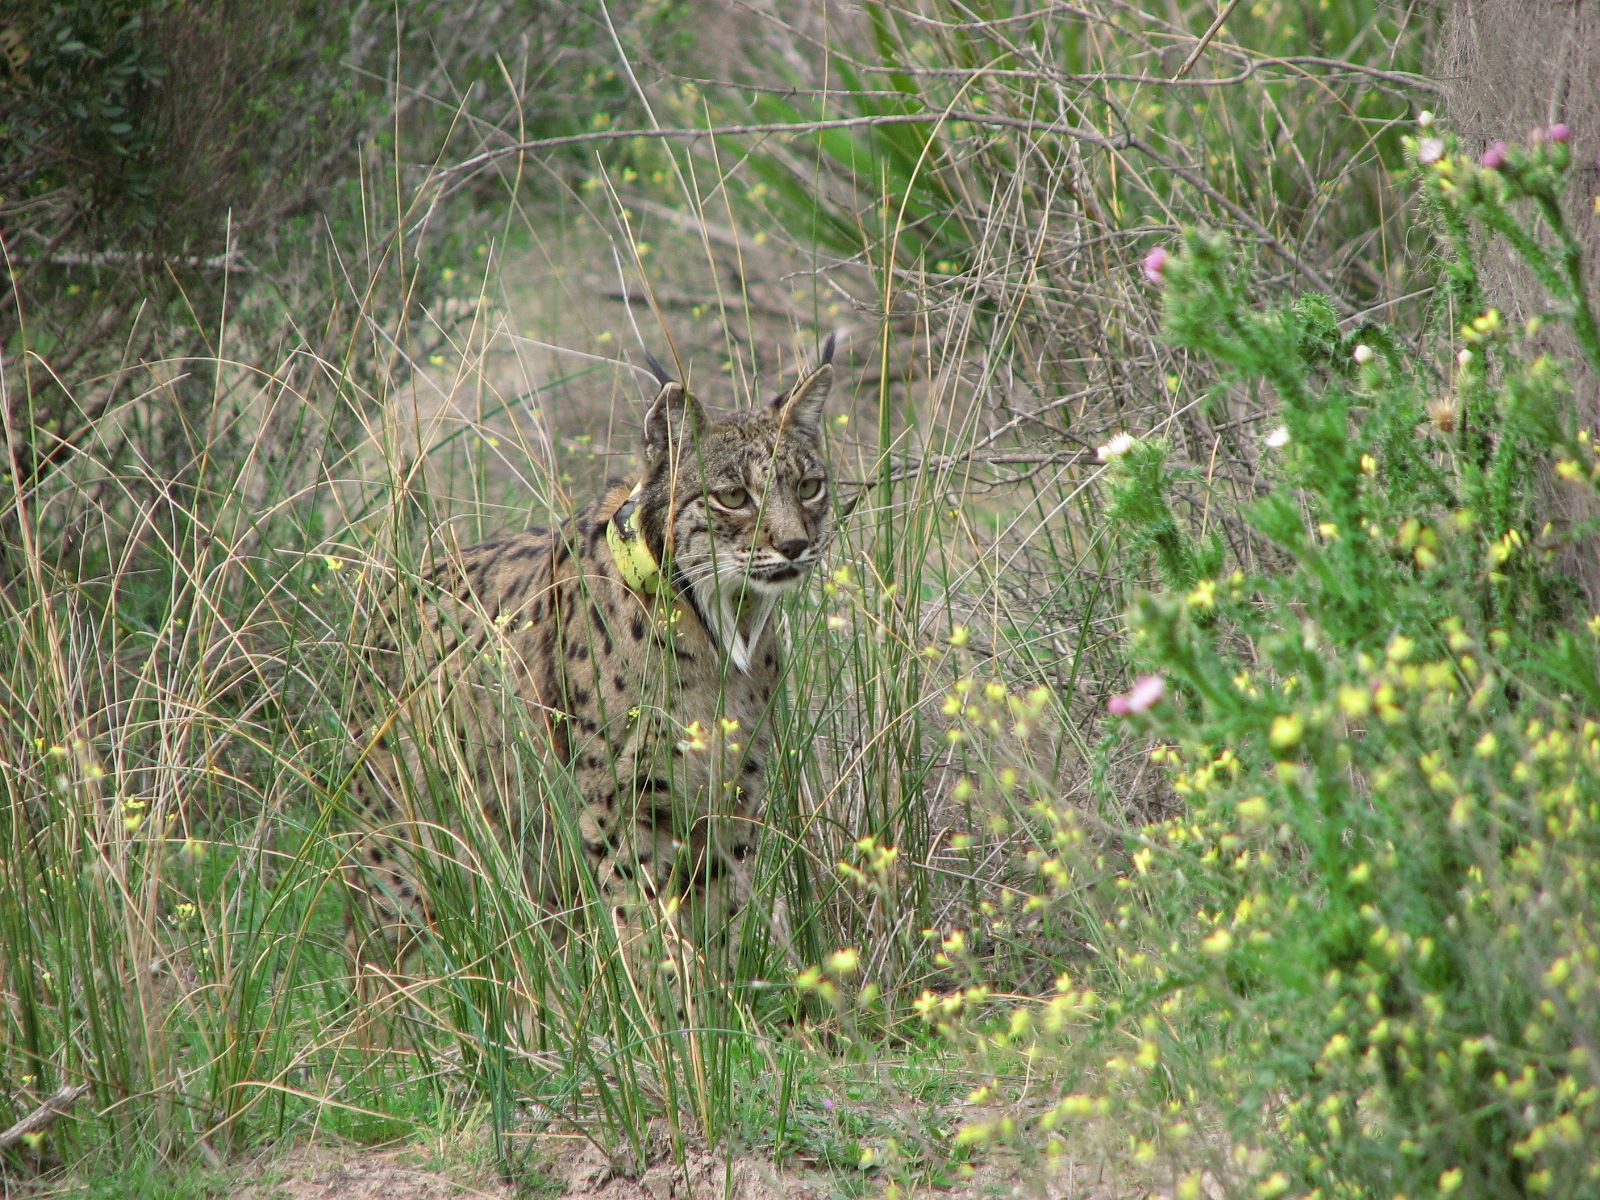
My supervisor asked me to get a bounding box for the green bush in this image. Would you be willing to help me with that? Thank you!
[909,123,1600,1198]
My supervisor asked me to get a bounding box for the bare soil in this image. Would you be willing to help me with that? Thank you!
[230,1144,511,1200]
[229,1133,824,1200]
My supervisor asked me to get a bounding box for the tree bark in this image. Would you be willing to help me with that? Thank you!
[1441,1,1600,604]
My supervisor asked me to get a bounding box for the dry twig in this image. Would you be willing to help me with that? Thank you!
[0,1083,91,1151]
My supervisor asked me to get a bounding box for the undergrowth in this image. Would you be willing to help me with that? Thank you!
[876,121,1600,1199]
[11,5,1563,1200]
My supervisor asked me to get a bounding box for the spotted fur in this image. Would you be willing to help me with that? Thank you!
[344,343,836,985]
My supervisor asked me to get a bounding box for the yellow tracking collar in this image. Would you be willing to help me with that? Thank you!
[606,485,665,596]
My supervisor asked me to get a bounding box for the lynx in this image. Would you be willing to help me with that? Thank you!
[344,338,837,992]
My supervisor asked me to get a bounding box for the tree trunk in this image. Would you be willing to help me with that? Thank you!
[1440,1,1600,604]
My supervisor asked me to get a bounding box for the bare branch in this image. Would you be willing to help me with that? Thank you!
[0,1083,91,1151]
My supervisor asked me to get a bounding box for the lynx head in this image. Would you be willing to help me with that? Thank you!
[632,339,836,663]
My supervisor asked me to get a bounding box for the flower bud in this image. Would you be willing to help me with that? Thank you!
[1097,431,1136,462]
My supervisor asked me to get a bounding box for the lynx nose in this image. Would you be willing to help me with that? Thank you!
[775,537,809,561]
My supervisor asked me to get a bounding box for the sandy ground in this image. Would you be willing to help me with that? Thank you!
[230,1133,828,1200]
[226,1135,1181,1200]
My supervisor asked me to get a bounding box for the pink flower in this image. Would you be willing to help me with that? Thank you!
[1481,140,1508,169]
[1142,246,1169,284]
[1547,123,1571,144]
[1417,137,1445,165]
[1108,674,1166,716]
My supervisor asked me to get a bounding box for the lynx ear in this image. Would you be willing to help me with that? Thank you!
[772,344,836,436]
[643,380,705,458]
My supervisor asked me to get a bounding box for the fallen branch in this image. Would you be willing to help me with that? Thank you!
[0,1083,91,1151]
[435,109,1123,186]
[432,110,1351,312]
[14,247,253,274]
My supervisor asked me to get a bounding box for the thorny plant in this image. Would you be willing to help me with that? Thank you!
[793,119,1600,1199]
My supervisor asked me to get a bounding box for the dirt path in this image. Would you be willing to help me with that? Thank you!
[231,1135,826,1200]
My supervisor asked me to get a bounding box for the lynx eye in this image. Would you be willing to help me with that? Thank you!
[796,477,825,501]
[711,486,751,509]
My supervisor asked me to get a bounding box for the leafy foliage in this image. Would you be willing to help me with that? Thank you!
[1,1,170,232]
[905,125,1600,1199]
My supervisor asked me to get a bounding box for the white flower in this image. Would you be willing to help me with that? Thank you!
[1097,431,1136,462]
[1418,110,1435,129]
[1265,425,1291,449]
[1418,137,1445,165]
[1457,348,1473,367]
[1353,344,1374,365]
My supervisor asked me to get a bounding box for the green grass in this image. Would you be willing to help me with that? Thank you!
[0,229,1099,1194]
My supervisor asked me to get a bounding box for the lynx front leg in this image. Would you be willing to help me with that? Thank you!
[580,800,789,999]
[341,830,436,1047]
[579,804,694,1000]
[694,812,794,974]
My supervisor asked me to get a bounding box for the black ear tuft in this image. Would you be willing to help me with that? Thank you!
[642,351,676,389]
[770,334,841,410]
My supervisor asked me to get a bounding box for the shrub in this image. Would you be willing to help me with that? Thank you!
[906,122,1600,1198]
